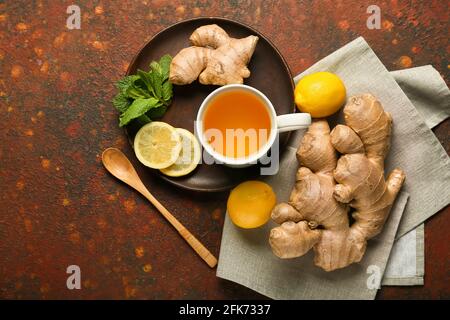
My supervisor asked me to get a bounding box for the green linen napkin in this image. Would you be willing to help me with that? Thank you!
[382,65,449,286]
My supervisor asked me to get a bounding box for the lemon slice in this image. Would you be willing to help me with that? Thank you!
[134,122,181,169]
[160,128,201,177]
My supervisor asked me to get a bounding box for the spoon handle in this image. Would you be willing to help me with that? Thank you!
[137,184,218,268]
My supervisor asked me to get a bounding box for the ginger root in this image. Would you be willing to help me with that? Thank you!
[169,24,259,86]
[269,93,406,271]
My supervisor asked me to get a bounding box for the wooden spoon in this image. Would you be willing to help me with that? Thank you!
[102,147,218,268]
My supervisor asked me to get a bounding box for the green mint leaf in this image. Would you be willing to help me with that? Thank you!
[133,114,152,126]
[146,105,166,118]
[137,69,154,95]
[119,97,159,127]
[149,71,163,99]
[133,77,148,89]
[158,55,172,81]
[112,92,131,113]
[162,80,173,102]
[150,61,162,75]
[115,75,139,93]
[126,84,151,99]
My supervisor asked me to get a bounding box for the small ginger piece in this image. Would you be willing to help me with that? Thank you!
[169,24,258,86]
[270,221,321,258]
[269,94,406,271]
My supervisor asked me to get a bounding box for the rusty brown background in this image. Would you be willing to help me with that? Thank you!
[0,0,449,299]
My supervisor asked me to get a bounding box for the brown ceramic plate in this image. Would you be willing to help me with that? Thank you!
[125,17,295,192]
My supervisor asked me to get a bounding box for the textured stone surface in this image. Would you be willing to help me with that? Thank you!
[0,0,448,299]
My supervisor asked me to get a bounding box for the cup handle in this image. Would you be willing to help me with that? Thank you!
[276,113,311,133]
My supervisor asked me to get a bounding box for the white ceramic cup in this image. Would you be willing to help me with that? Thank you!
[196,84,311,168]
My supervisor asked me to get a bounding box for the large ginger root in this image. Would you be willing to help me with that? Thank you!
[331,94,406,239]
[269,94,406,271]
[270,121,360,271]
[169,24,258,86]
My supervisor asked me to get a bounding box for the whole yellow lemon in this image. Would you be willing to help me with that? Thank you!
[294,72,346,118]
[227,181,276,229]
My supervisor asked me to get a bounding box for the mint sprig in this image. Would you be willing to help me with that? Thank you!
[112,54,173,127]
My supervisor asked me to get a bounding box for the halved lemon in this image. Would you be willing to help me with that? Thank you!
[160,128,201,177]
[134,122,181,169]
